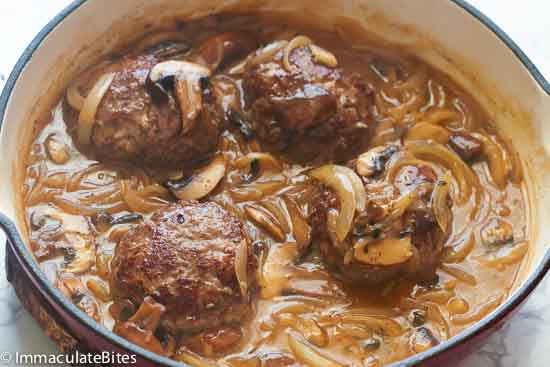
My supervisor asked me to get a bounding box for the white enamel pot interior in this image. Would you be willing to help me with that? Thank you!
[0,1,549,366]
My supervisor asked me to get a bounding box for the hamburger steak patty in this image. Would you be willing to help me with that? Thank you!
[319,161,446,285]
[66,54,220,167]
[242,43,373,158]
[110,201,257,333]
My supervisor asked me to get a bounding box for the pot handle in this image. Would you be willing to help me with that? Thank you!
[1,212,87,354]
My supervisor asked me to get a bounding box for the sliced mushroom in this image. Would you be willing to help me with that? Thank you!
[128,296,166,331]
[165,155,226,200]
[64,233,95,274]
[114,296,167,355]
[448,132,482,161]
[56,272,99,321]
[30,211,62,234]
[245,204,286,242]
[91,211,112,233]
[480,217,514,247]
[410,327,439,353]
[45,134,70,164]
[339,313,404,337]
[147,60,211,133]
[242,159,260,183]
[353,236,413,266]
[228,108,254,140]
[110,213,144,226]
[356,145,398,177]
[86,278,111,302]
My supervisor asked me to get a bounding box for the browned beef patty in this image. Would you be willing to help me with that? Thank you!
[110,201,257,333]
[242,44,373,158]
[66,54,220,167]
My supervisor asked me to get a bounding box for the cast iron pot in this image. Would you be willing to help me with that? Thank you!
[1,0,550,366]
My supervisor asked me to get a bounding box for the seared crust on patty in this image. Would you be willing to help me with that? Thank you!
[65,54,220,167]
[111,201,257,333]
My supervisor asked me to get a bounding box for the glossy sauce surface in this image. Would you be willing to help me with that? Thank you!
[21,14,528,367]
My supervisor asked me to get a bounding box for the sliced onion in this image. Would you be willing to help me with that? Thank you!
[471,132,509,189]
[77,72,115,147]
[167,155,226,200]
[297,319,329,347]
[422,108,460,125]
[405,122,451,144]
[261,198,291,234]
[442,231,475,263]
[284,196,312,252]
[77,184,121,204]
[339,314,404,337]
[353,236,413,266]
[415,289,455,304]
[283,35,313,71]
[176,350,217,367]
[260,242,299,298]
[308,165,366,242]
[288,333,343,367]
[247,40,288,67]
[406,141,478,205]
[43,172,68,189]
[356,145,398,177]
[66,81,85,111]
[233,152,282,171]
[386,191,414,222]
[53,195,127,215]
[121,181,169,214]
[137,183,171,199]
[272,301,315,316]
[310,44,338,68]
[451,295,502,325]
[245,204,286,242]
[432,171,453,233]
[235,239,249,298]
[229,180,287,202]
[439,264,477,286]
[386,157,436,184]
[478,241,528,268]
